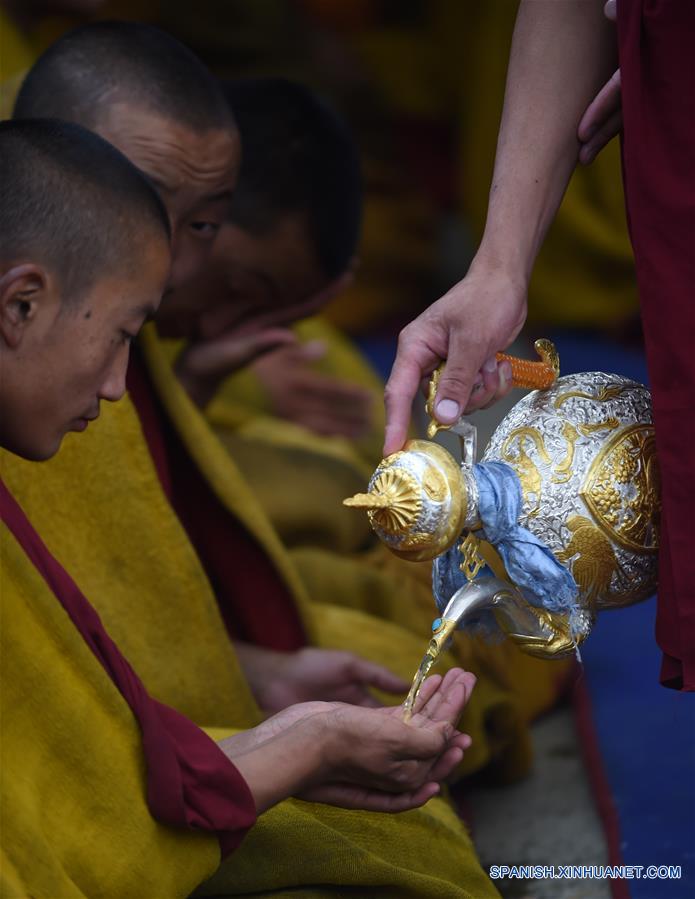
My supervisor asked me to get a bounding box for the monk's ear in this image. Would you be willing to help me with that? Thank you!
[0,264,49,348]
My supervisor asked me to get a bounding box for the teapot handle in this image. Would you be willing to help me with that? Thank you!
[426,338,559,439]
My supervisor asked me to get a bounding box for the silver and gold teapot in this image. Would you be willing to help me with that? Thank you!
[344,341,660,659]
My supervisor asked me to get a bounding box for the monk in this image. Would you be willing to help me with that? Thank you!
[8,21,568,781]
[168,76,386,554]
[0,116,497,899]
[174,77,383,465]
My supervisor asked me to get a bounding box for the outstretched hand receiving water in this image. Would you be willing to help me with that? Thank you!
[220,668,476,814]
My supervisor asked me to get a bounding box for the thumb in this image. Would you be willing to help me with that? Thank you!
[433,332,485,424]
[352,658,409,694]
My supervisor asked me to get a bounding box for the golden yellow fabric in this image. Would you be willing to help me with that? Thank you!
[213,428,376,554]
[195,796,498,898]
[1,520,499,899]
[0,522,221,898]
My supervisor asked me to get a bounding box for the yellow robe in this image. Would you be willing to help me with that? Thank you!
[0,518,498,899]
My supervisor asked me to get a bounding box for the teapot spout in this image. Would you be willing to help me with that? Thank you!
[438,577,516,629]
[439,577,585,659]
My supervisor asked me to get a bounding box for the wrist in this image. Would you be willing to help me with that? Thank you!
[470,235,533,290]
[225,714,328,814]
[313,707,348,781]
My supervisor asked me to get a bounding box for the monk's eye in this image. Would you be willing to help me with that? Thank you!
[189,221,219,240]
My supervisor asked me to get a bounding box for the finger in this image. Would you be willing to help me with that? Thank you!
[196,328,297,376]
[449,732,473,752]
[433,329,486,425]
[384,332,441,455]
[577,69,621,142]
[462,356,500,413]
[415,670,477,727]
[301,375,373,405]
[480,360,513,410]
[351,658,410,694]
[410,673,443,716]
[393,718,453,760]
[304,781,440,812]
[578,109,623,165]
[429,745,464,782]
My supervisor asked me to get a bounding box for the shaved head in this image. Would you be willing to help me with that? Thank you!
[0,118,170,301]
[13,20,234,134]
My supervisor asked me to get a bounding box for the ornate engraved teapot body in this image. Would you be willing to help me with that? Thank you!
[345,347,660,658]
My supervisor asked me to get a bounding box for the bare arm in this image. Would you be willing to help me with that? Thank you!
[384,0,617,454]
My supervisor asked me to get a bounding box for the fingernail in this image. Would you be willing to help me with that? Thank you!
[483,356,498,373]
[435,399,460,422]
[500,361,512,387]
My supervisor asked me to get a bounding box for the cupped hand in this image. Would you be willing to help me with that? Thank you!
[383,266,526,455]
[298,668,476,809]
[221,669,476,814]
[252,341,374,440]
[238,643,409,714]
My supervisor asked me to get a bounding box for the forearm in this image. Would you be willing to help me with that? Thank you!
[476,0,617,281]
[218,718,329,815]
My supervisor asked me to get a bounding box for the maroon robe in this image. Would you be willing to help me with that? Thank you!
[0,477,256,857]
[126,347,306,652]
[618,0,695,690]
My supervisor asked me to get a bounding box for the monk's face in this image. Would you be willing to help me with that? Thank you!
[97,103,240,336]
[0,237,169,461]
[166,212,332,341]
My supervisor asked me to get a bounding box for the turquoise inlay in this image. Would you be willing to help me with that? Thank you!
[432,617,442,632]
